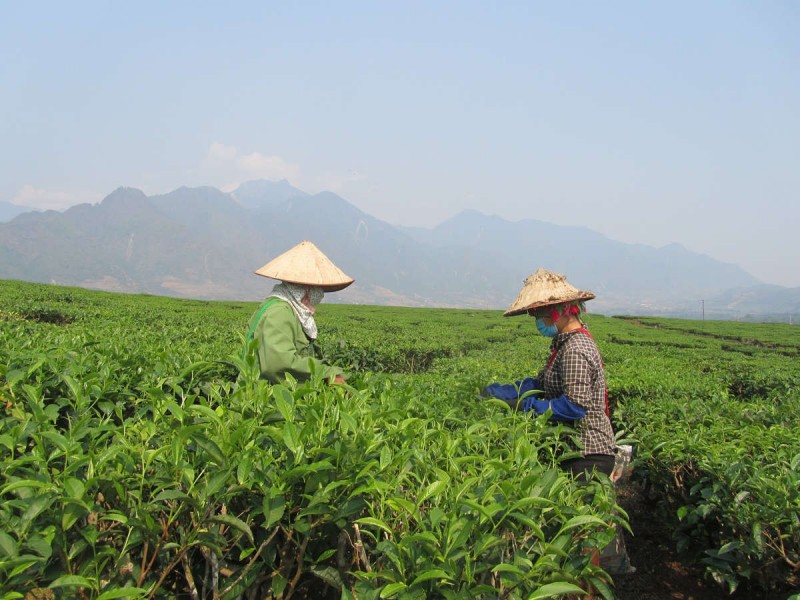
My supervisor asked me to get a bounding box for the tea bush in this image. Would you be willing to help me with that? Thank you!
[2,282,798,597]
[1,282,619,599]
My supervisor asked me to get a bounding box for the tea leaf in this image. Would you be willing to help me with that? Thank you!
[528,582,586,599]
[1,479,55,496]
[0,531,17,559]
[48,574,94,588]
[187,404,221,426]
[63,477,85,500]
[208,514,254,544]
[410,569,452,585]
[559,515,607,533]
[263,493,285,528]
[4,555,41,577]
[96,588,148,600]
[189,431,227,467]
[379,582,407,597]
[356,517,393,536]
[62,502,89,531]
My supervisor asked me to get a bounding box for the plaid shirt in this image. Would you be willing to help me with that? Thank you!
[538,329,616,456]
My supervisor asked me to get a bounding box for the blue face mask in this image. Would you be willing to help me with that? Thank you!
[536,317,559,337]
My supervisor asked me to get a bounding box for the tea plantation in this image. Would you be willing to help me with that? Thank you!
[1,281,798,599]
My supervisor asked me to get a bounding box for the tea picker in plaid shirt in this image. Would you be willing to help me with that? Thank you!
[482,268,617,479]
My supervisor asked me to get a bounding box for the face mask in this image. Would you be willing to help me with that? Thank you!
[306,286,324,308]
[536,317,559,337]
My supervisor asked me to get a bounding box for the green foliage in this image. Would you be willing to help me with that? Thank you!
[1,281,618,599]
[1,281,798,596]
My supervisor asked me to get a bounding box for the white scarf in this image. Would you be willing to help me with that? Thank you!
[268,282,324,340]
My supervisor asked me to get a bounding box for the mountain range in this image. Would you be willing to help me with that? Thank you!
[1,180,798,321]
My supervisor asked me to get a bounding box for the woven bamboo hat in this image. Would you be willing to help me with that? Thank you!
[255,240,354,292]
[503,268,595,317]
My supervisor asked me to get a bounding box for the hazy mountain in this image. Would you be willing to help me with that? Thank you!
[0,188,249,297]
[705,285,800,322]
[0,201,35,223]
[401,209,761,315]
[0,180,795,319]
[231,179,308,210]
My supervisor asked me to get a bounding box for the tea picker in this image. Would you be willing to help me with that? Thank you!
[246,240,354,384]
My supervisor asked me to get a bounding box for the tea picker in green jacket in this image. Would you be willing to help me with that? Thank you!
[247,240,354,384]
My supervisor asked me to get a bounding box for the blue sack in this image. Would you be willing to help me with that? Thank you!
[482,377,541,401]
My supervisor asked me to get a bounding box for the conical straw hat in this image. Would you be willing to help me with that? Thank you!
[255,240,354,292]
[503,268,595,317]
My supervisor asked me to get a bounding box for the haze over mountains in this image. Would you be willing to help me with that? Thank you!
[1,180,798,321]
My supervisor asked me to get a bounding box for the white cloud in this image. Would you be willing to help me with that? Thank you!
[207,141,238,162]
[204,142,301,185]
[12,185,102,211]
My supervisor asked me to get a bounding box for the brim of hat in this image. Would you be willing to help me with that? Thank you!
[503,291,596,317]
[254,273,354,292]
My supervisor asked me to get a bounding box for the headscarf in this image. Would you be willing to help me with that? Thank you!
[529,301,587,324]
[268,282,324,340]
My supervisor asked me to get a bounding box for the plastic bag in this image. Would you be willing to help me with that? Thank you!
[611,444,634,483]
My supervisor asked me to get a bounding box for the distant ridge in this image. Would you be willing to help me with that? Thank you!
[0,179,796,321]
[0,201,35,222]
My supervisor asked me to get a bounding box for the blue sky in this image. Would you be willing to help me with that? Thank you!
[3,2,799,286]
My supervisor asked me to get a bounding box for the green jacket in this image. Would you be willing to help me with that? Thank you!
[247,298,343,384]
